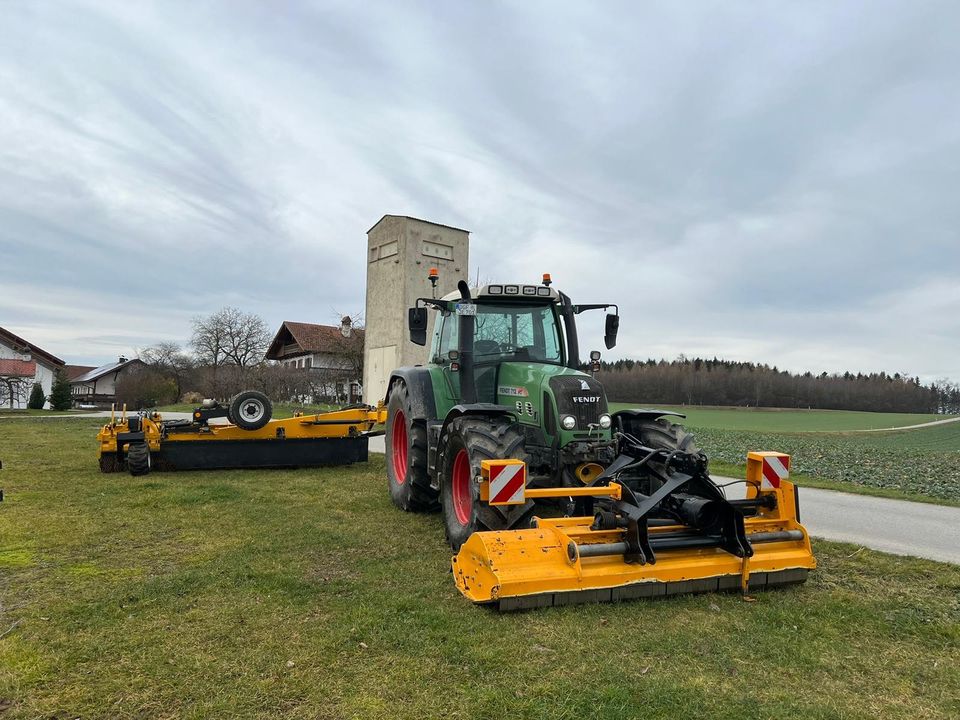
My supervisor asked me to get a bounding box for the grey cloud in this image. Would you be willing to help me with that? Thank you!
[0,0,957,378]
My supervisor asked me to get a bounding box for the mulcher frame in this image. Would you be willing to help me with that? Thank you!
[453,446,816,610]
[97,404,387,472]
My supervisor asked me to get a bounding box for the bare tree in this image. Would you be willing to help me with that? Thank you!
[0,375,32,409]
[191,307,271,367]
[140,341,195,398]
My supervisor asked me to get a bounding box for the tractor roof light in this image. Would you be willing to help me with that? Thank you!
[428,267,439,288]
[542,273,552,286]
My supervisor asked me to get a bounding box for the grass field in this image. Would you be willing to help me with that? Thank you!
[1,419,959,719]
[0,409,95,417]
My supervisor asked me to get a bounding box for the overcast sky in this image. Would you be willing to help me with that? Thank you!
[1,1,957,381]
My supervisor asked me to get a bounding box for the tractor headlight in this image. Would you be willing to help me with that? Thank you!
[561,415,576,430]
[598,413,611,429]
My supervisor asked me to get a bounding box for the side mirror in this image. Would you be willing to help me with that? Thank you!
[408,307,428,346]
[604,314,619,349]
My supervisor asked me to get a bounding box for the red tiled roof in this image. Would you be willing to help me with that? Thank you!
[265,321,364,360]
[0,359,37,377]
[0,326,65,367]
[65,364,97,380]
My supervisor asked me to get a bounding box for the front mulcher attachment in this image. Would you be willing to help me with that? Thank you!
[453,450,815,611]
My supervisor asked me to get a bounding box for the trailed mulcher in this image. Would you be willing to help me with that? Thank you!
[385,273,816,609]
[98,391,385,475]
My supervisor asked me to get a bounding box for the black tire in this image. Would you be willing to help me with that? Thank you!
[126,442,151,476]
[439,416,534,551]
[385,381,438,512]
[626,417,703,493]
[636,417,700,455]
[229,391,272,431]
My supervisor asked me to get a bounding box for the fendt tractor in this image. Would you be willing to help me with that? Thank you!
[385,273,815,609]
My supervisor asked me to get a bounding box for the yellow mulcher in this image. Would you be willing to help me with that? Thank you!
[98,390,386,475]
[453,451,814,610]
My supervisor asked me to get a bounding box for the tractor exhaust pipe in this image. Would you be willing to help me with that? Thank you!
[457,280,477,404]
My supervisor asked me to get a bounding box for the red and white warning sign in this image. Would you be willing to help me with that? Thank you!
[761,454,790,489]
[485,459,527,505]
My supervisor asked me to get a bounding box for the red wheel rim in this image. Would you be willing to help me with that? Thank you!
[391,410,408,485]
[452,449,472,526]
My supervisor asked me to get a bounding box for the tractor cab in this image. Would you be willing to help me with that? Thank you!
[430,285,566,405]
[407,277,620,442]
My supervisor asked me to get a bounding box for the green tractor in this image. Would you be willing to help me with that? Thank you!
[385,275,638,548]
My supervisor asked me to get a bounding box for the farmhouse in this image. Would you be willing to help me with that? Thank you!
[69,357,145,408]
[265,318,363,403]
[0,326,65,409]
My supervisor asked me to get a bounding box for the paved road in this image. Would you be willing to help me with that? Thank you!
[856,416,960,432]
[719,480,960,565]
[368,435,960,565]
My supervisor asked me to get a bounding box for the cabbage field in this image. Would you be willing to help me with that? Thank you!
[692,421,960,502]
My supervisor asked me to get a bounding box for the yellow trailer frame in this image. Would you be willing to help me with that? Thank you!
[97,404,387,474]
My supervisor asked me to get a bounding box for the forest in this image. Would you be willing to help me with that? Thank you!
[594,357,960,414]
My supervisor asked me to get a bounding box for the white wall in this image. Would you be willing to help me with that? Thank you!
[0,337,58,409]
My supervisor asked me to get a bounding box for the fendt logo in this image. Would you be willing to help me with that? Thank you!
[572,396,601,403]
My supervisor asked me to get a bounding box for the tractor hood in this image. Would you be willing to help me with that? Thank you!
[495,363,610,440]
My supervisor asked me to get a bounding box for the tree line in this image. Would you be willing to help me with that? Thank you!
[594,357,960,414]
[115,306,362,408]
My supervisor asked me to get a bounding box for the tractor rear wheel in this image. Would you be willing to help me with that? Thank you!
[440,416,534,551]
[385,381,439,512]
[126,442,151,476]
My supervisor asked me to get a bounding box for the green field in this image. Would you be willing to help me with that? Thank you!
[608,403,950,432]
[1,418,959,719]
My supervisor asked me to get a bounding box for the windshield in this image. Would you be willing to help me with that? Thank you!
[439,302,564,364]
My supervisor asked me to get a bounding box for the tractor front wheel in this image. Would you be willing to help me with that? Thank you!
[385,381,438,512]
[440,416,533,551]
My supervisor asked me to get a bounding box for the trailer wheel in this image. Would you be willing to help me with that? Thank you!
[229,391,272,431]
[385,381,439,512]
[127,442,151,476]
[440,416,534,551]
